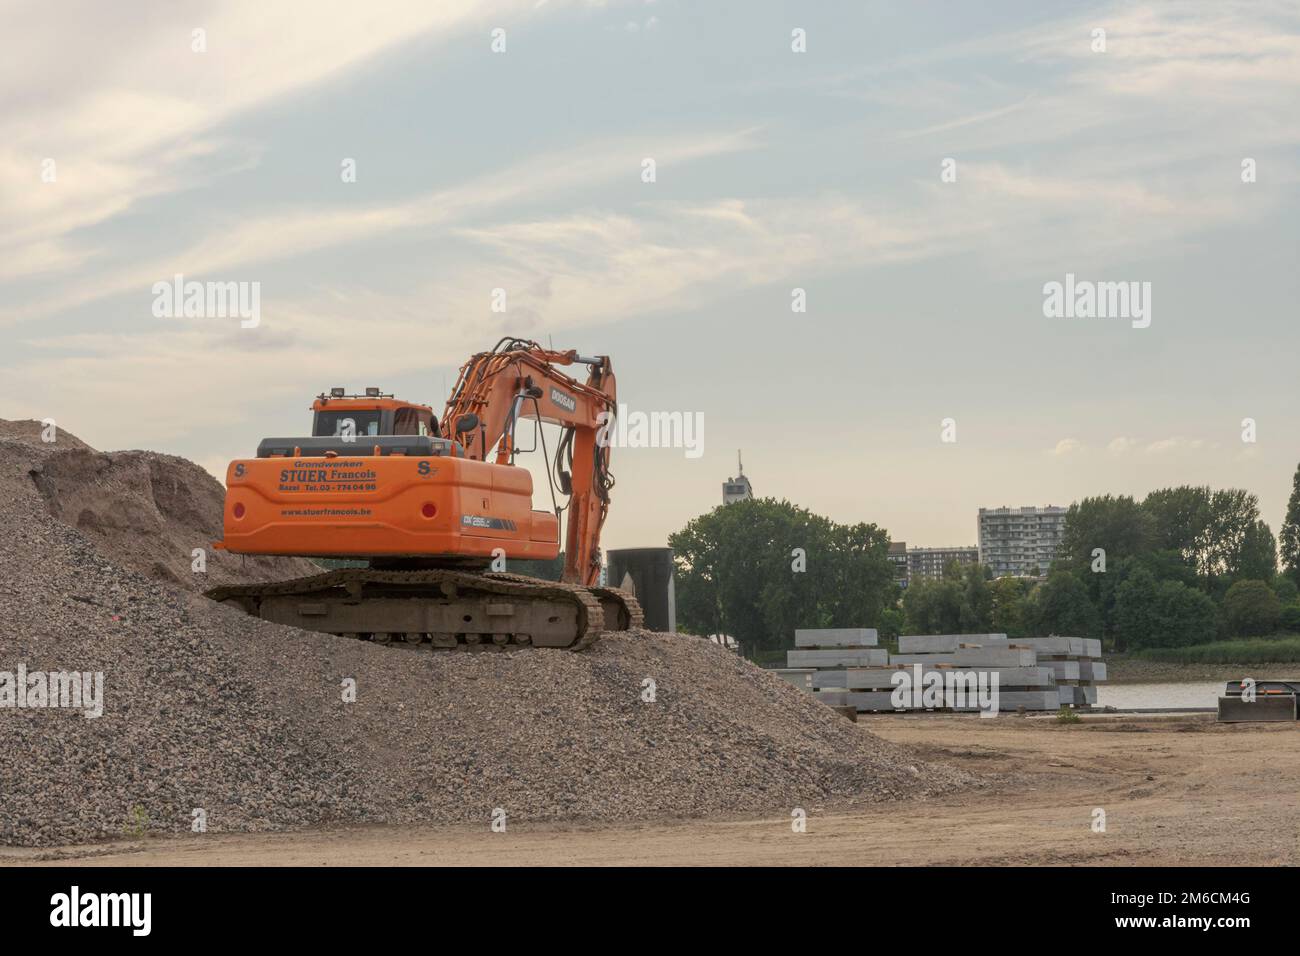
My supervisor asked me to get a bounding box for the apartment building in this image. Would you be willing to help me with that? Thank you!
[977,506,1067,578]
[888,541,909,585]
[907,546,979,582]
[888,542,978,585]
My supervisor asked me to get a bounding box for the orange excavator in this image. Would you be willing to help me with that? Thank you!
[206,338,641,650]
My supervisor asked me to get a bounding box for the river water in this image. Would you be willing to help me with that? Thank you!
[1096,682,1226,710]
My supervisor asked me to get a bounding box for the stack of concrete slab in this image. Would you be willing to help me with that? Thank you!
[772,630,1106,715]
[870,634,1061,712]
[984,636,1105,707]
[774,629,887,709]
[788,628,888,668]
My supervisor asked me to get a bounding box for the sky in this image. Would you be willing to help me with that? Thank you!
[2,0,1298,553]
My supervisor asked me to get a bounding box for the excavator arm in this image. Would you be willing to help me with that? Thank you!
[441,338,617,587]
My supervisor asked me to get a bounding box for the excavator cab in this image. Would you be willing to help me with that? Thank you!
[310,388,437,439]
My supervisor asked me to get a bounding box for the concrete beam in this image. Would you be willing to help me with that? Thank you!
[794,628,879,648]
[1037,660,1081,681]
[842,665,1057,690]
[845,690,1061,712]
[787,648,890,668]
[985,636,1074,655]
[897,634,1007,654]
[1078,661,1107,682]
[892,648,1038,667]
[1057,685,1098,706]
[812,670,848,689]
[986,635,1106,660]
[772,668,814,691]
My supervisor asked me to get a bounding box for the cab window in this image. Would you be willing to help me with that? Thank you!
[393,408,429,436]
[314,410,382,438]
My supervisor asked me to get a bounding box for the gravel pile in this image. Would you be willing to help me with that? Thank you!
[12,420,318,590]
[0,420,974,847]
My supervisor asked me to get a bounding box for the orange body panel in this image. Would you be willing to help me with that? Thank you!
[310,396,433,415]
[214,454,560,561]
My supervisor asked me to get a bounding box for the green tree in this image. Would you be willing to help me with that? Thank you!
[989,576,1031,638]
[1113,567,1160,652]
[1149,581,1219,647]
[899,563,997,635]
[1113,569,1219,650]
[1097,555,1169,642]
[901,577,966,635]
[1098,549,1204,640]
[1060,495,1155,628]
[672,499,802,651]
[1222,579,1282,636]
[877,607,904,643]
[1207,489,1268,585]
[1060,495,1155,575]
[1141,486,1272,589]
[813,520,898,635]
[957,563,993,632]
[1272,577,1299,605]
[1143,486,1211,571]
[1133,548,1199,589]
[1235,520,1277,582]
[1280,462,1300,587]
[1025,571,1100,637]
[669,498,893,656]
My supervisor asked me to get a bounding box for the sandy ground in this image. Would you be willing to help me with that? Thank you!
[5,712,1297,866]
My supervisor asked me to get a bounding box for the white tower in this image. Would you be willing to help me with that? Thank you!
[722,451,753,505]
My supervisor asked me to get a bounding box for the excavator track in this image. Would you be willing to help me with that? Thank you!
[205,568,642,652]
[489,571,644,636]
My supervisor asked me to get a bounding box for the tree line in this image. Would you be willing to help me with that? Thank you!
[1047,481,1300,648]
[668,464,1300,656]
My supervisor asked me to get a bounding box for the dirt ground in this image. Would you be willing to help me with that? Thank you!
[5,713,1297,867]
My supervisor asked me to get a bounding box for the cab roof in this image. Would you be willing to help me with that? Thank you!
[311,395,434,413]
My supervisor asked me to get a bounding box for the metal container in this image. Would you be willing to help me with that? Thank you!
[607,547,676,633]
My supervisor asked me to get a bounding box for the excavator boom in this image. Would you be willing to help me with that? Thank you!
[441,338,617,586]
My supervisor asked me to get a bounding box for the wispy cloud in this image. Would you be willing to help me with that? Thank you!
[1146,437,1211,454]
[829,1,1300,168]
[6,189,972,443]
[0,0,603,282]
[894,96,1034,141]
[2,127,759,325]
